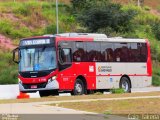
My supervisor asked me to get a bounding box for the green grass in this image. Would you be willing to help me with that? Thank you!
[110,88,125,94]
[0,1,77,40]
[0,51,18,84]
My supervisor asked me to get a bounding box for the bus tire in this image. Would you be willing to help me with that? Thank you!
[72,79,85,95]
[120,77,131,93]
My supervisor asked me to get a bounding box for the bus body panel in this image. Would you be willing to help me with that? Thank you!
[95,62,150,89]
[57,62,96,90]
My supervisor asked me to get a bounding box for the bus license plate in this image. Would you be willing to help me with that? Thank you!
[31,85,37,89]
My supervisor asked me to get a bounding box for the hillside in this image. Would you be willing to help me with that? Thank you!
[0,1,77,84]
[0,0,160,85]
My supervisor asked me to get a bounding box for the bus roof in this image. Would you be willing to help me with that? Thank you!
[55,33,107,38]
[22,33,147,43]
[94,38,147,43]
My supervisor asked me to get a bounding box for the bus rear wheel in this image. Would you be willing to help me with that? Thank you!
[120,77,131,93]
[39,90,58,97]
[72,79,85,95]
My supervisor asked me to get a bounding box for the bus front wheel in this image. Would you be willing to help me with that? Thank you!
[120,77,131,93]
[72,79,85,95]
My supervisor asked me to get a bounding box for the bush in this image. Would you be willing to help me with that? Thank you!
[152,22,160,41]
[143,6,150,11]
[76,1,137,32]
[110,88,125,94]
[0,20,13,36]
[44,24,57,34]
[152,75,160,86]
[0,52,18,84]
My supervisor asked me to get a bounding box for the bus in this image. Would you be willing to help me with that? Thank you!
[13,33,152,97]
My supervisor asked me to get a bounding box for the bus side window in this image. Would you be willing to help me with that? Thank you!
[101,42,114,62]
[59,48,72,64]
[73,42,87,62]
[86,42,101,62]
[140,43,147,62]
[130,43,141,62]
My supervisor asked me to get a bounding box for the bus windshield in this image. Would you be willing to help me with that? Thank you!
[19,46,57,72]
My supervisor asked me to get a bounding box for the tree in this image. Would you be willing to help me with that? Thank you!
[76,1,137,33]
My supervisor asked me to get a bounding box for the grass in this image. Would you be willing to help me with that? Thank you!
[53,98,160,114]
[0,92,160,104]
[110,88,125,94]
[0,51,18,84]
[0,1,77,41]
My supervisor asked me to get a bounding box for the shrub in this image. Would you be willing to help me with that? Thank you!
[44,24,57,34]
[152,75,160,86]
[143,6,150,11]
[110,88,125,94]
[76,1,137,32]
[0,20,13,36]
[0,52,18,84]
[152,22,160,41]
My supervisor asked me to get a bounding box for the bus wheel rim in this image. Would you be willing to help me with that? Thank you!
[122,81,129,92]
[75,83,82,93]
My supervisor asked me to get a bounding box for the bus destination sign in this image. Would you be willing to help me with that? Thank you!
[20,39,51,46]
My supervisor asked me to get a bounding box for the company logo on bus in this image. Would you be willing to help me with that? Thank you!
[98,66,112,72]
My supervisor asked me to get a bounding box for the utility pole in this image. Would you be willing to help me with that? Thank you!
[56,0,59,34]
[137,0,140,7]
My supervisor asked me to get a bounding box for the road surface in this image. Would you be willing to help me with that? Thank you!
[1,95,160,120]
[0,101,130,120]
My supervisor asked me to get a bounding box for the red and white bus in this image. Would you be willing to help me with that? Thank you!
[13,33,152,97]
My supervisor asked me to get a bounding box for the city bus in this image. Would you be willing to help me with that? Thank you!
[13,33,152,97]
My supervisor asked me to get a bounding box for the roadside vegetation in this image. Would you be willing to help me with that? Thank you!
[0,49,18,84]
[53,98,160,114]
[0,0,160,84]
[0,1,77,84]
[0,91,160,104]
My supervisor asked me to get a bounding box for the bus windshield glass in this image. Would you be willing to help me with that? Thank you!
[19,46,57,72]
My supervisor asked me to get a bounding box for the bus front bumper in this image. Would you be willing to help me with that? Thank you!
[19,80,59,92]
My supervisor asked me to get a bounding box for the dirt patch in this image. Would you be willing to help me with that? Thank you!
[150,9,160,16]
[0,34,17,50]
[0,13,19,22]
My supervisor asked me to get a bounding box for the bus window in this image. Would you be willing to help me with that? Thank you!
[140,43,147,62]
[73,42,86,62]
[59,48,72,64]
[114,43,130,62]
[86,42,101,62]
[130,43,141,62]
[101,42,114,62]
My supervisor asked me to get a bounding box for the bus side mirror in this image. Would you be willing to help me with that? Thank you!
[13,47,20,64]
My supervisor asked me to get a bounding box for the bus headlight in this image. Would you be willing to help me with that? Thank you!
[52,76,57,80]
[18,78,22,84]
[48,76,57,83]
